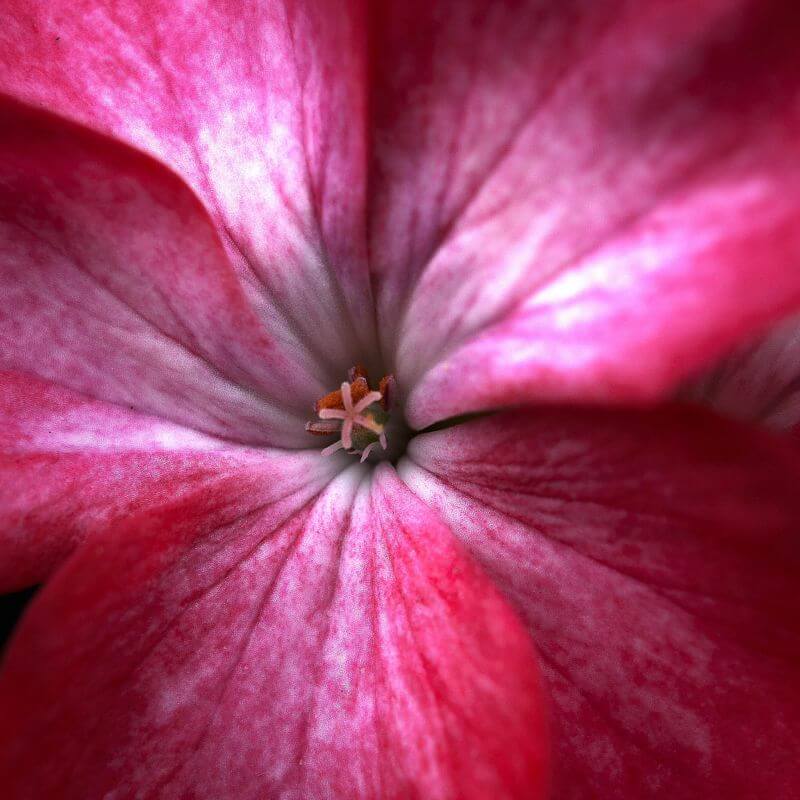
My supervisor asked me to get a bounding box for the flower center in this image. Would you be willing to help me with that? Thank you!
[306,365,400,462]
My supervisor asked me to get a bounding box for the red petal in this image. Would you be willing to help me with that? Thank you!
[0,97,318,446]
[402,406,800,798]
[367,0,800,426]
[0,0,375,367]
[0,464,549,799]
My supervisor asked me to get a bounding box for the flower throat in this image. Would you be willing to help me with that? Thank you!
[306,364,397,462]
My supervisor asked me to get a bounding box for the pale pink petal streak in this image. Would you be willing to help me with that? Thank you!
[0,371,337,592]
[0,97,311,446]
[0,464,549,799]
[368,0,800,427]
[0,0,376,380]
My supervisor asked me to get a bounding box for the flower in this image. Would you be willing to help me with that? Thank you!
[1,0,800,798]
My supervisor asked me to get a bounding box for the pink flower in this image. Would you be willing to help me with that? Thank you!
[1,1,800,797]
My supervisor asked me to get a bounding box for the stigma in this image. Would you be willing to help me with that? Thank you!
[306,365,395,462]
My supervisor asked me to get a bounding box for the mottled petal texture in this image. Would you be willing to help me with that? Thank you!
[4,1,800,424]
[368,0,800,426]
[0,372,316,590]
[0,98,313,445]
[401,407,800,798]
[0,0,375,376]
[2,2,799,799]
[0,464,549,799]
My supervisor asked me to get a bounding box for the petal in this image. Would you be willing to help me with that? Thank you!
[366,0,800,427]
[682,312,800,436]
[0,0,375,369]
[0,371,314,592]
[0,97,317,446]
[0,464,549,799]
[400,407,800,798]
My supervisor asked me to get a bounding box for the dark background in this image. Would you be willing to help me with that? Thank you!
[0,588,37,655]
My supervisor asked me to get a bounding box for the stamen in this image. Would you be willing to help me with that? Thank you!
[348,363,369,383]
[378,375,395,410]
[305,420,341,435]
[308,367,393,460]
[321,440,345,456]
[360,442,377,463]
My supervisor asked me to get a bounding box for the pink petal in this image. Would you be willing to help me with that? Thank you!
[0,0,375,369]
[367,0,800,427]
[0,371,336,591]
[0,98,318,446]
[401,406,800,798]
[0,464,549,799]
[682,312,800,436]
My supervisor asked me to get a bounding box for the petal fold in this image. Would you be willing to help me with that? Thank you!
[0,0,375,371]
[401,406,800,798]
[0,463,549,800]
[0,97,316,446]
[682,312,800,437]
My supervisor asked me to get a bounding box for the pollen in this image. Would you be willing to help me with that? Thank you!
[306,366,393,461]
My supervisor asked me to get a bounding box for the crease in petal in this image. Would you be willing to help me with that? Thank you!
[0,0,377,374]
[0,96,323,446]
[681,311,800,436]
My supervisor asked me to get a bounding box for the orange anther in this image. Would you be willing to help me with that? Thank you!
[350,363,369,382]
[349,376,371,406]
[315,388,344,412]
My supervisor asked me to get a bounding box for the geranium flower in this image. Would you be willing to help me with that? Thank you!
[1,1,800,797]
